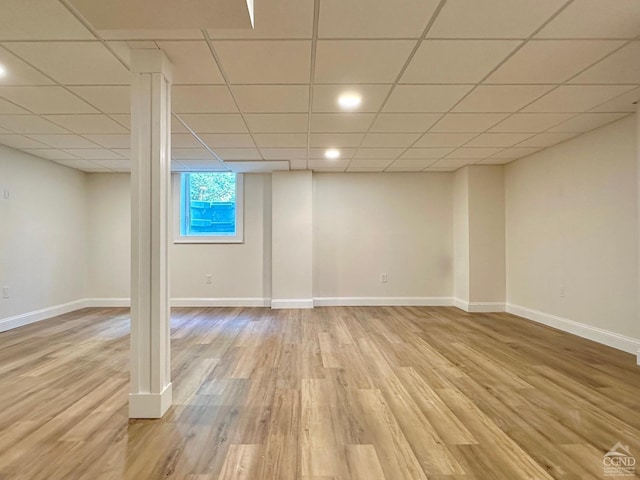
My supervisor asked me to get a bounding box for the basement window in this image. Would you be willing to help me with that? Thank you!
[175,172,244,243]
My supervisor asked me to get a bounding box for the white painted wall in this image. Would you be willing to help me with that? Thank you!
[313,173,453,300]
[505,114,639,340]
[0,145,88,321]
[453,168,469,303]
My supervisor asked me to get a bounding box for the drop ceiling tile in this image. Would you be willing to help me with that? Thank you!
[112,148,130,158]
[214,148,262,160]
[97,30,203,41]
[92,159,131,170]
[0,127,11,134]
[208,0,314,39]
[22,148,81,160]
[43,114,128,134]
[547,112,629,133]
[361,133,420,148]
[464,133,534,147]
[289,160,308,170]
[171,119,190,134]
[308,159,349,171]
[354,148,405,159]
[318,0,439,39]
[427,0,566,38]
[315,40,416,84]
[446,148,502,159]
[490,147,543,159]
[0,115,69,134]
[54,159,104,171]
[478,157,513,165]
[68,86,130,114]
[173,86,238,113]
[177,114,248,134]
[515,132,577,147]
[252,133,307,148]
[453,85,552,113]
[369,114,441,133]
[0,86,98,114]
[414,133,476,147]
[171,148,212,160]
[384,85,474,113]
[430,113,509,133]
[5,42,130,85]
[0,47,55,85]
[83,134,131,149]
[309,133,364,147]
[522,85,636,112]
[199,133,256,148]
[104,41,137,67]
[308,148,356,159]
[590,87,640,112]
[487,40,624,84]
[401,40,519,84]
[156,41,225,84]
[571,42,640,84]
[27,134,99,149]
[536,0,640,39]
[0,0,93,40]
[311,114,375,133]
[431,158,478,168]
[245,114,308,133]
[400,148,455,158]
[171,134,202,148]
[259,148,307,160]
[312,85,391,113]
[0,134,50,149]
[489,113,574,132]
[386,159,434,171]
[347,159,395,170]
[0,97,28,114]
[233,85,309,113]
[109,114,130,129]
[214,41,311,84]
[62,148,124,160]
[176,159,227,171]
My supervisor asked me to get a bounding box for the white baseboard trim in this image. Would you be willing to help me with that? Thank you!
[271,299,314,309]
[129,383,172,419]
[86,298,130,308]
[454,299,506,313]
[0,299,88,333]
[506,303,640,356]
[313,297,454,307]
[171,298,270,307]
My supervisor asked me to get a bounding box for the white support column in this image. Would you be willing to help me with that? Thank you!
[129,49,173,418]
[637,105,640,365]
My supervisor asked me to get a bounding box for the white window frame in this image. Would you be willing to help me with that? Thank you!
[173,172,244,244]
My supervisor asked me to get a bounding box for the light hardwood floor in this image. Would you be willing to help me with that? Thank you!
[0,306,639,479]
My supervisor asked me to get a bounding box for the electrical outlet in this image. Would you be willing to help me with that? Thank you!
[205,274,213,284]
[2,286,9,299]
[380,273,388,284]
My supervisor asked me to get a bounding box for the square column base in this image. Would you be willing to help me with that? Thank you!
[129,383,173,419]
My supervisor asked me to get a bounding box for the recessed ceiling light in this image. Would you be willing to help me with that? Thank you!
[338,92,362,110]
[0,65,6,78]
[325,148,340,160]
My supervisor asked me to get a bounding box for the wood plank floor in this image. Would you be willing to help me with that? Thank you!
[0,306,639,479]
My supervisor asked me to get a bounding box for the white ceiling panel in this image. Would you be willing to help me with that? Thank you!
[259,148,307,160]
[515,132,577,147]
[311,114,375,133]
[156,41,225,84]
[308,159,348,171]
[571,42,640,84]
[112,148,130,158]
[22,148,81,160]
[477,157,513,165]
[413,133,476,147]
[431,158,477,168]
[453,85,552,113]
[446,148,502,159]
[62,148,124,160]
[308,148,356,159]
[83,134,131,149]
[0,98,29,114]
[536,0,640,39]
[252,133,307,148]
[44,114,128,134]
[386,159,434,171]
[0,134,50,149]
[173,85,238,113]
[98,30,203,41]
[354,148,405,159]
[315,40,415,84]
[384,85,473,112]
[0,86,98,114]
[401,40,519,84]
[312,85,391,113]
[171,133,202,148]
[233,85,309,113]
[309,133,365,147]
[0,47,55,85]
[430,113,509,133]
[547,113,629,133]
[214,148,262,160]
[245,114,309,133]
[523,85,636,112]
[199,133,256,148]
[175,159,227,171]
[54,159,105,171]
[171,148,213,159]
[487,40,624,84]
[369,114,441,133]
[489,113,574,132]
[490,147,543,159]
[68,86,130,114]
[0,0,93,41]
[5,42,130,85]
[92,160,131,170]
[214,41,311,84]
[361,133,420,148]
[346,159,395,170]
[288,160,307,170]
[464,133,534,148]
[427,0,566,38]
[178,114,248,134]
[400,148,455,159]
[208,0,314,39]
[590,87,640,112]
[27,134,100,149]
[0,115,69,134]
[318,0,439,39]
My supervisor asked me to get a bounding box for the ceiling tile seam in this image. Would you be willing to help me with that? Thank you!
[306,0,322,171]
[413,0,580,165]
[202,29,264,162]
